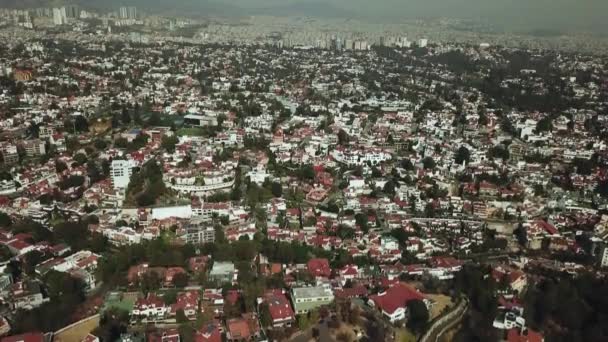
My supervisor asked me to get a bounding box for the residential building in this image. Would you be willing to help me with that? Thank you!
[368,283,425,323]
[111,159,137,189]
[208,262,236,284]
[262,290,295,327]
[182,219,215,244]
[291,284,334,315]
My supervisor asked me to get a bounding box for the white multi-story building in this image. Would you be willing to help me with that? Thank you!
[104,227,142,246]
[182,220,216,244]
[23,139,46,157]
[599,245,608,268]
[52,7,66,25]
[111,159,137,189]
[119,6,128,19]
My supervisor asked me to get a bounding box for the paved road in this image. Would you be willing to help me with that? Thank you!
[419,297,469,342]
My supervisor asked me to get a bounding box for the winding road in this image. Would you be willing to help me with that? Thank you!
[419,297,469,342]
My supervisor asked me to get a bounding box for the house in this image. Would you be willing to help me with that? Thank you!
[10,281,49,310]
[262,290,295,327]
[506,328,544,342]
[147,329,180,342]
[1,332,45,342]
[82,334,100,342]
[492,266,528,294]
[291,285,334,315]
[188,256,210,273]
[368,283,425,323]
[307,258,331,278]
[170,291,201,319]
[194,322,222,342]
[226,314,262,341]
[209,262,236,284]
[338,264,359,284]
[334,285,368,299]
[127,264,167,285]
[132,294,167,318]
[226,318,251,341]
[165,267,187,286]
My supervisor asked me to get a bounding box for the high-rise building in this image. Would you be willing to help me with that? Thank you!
[110,159,137,189]
[65,5,79,19]
[52,8,63,26]
[119,6,128,19]
[128,6,137,20]
[60,7,67,22]
[119,6,137,19]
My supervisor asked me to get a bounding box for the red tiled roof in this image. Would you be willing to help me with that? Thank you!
[307,258,331,278]
[334,285,368,299]
[506,328,544,342]
[195,323,221,342]
[227,318,251,340]
[265,291,294,322]
[369,283,424,315]
[1,333,44,342]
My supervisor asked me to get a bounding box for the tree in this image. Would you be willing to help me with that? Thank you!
[535,117,553,133]
[172,272,190,288]
[55,160,68,173]
[176,309,188,323]
[298,165,315,181]
[383,181,396,197]
[147,112,163,127]
[164,290,178,305]
[454,146,470,165]
[337,225,355,240]
[23,250,44,275]
[271,182,283,197]
[161,135,179,153]
[354,213,369,233]
[259,302,272,327]
[73,153,88,166]
[0,212,12,228]
[338,129,349,145]
[514,223,528,246]
[139,271,161,295]
[422,157,436,170]
[407,299,429,333]
[121,107,131,125]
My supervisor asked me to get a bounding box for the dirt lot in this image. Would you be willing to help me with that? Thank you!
[54,315,100,342]
[426,294,454,320]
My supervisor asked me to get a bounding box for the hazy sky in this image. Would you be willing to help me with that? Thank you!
[144,0,608,32]
[6,0,608,33]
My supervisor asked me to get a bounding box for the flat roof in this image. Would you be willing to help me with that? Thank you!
[292,285,333,299]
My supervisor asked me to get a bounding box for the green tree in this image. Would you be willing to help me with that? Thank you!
[164,290,178,305]
[172,272,190,288]
[176,309,188,323]
[422,157,436,170]
[271,182,282,197]
[161,135,179,153]
[407,299,429,334]
[454,146,470,165]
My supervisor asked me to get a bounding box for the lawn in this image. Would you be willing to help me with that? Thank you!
[102,291,137,314]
